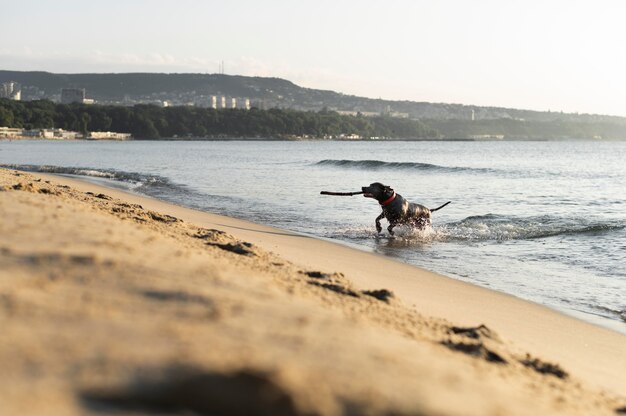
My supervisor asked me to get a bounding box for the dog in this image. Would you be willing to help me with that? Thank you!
[361,182,450,235]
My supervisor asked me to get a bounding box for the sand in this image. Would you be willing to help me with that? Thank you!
[1,167,625,415]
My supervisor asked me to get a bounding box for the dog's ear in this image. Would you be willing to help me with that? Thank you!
[384,185,394,192]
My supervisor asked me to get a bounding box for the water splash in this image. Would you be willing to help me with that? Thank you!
[325,214,624,244]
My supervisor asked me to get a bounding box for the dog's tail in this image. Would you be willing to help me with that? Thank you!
[430,201,451,212]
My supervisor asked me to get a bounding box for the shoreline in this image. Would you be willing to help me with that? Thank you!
[1,167,626,414]
[5,137,626,142]
[72,172,626,336]
[35,171,626,392]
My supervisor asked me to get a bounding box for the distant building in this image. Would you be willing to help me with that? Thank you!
[336,110,380,117]
[230,97,237,109]
[2,127,129,140]
[219,96,226,109]
[0,127,23,138]
[22,129,45,138]
[210,95,217,109]
[338,133,362,140]
[0,82,21,100]
[468,134,504,140]
[387,111,409,119]
[87,131,132,140]
[61,88,86,104]
[45,128,83,139]
[21,128,82,140]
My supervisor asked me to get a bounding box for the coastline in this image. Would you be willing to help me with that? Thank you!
[41,171,626,390]
[1,167,625,415]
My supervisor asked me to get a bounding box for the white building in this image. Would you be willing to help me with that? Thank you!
[227,97,251,110]
[0,127,23,138]
[22,128,82,139]
[87,131,132,140]
[0,82,21,100]
[47,129,82,139]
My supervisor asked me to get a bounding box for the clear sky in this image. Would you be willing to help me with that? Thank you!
[2,0,626,116]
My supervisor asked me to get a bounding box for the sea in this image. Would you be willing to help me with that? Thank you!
[1,139,625,334]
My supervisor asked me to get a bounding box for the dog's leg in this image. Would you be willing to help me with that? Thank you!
[375,213,384,233]
[387,223,395,236]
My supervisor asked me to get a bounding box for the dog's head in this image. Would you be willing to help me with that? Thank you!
[362,182,394,202]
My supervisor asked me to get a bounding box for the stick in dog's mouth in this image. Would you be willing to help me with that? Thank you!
[320,191,364,196]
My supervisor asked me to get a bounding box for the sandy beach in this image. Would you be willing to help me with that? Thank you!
[1,167,625,415]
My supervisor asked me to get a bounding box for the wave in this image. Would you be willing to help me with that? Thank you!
[439,214,625,241]
[315,159,496,174]
[593,306,626,323]
[4,163,162,183]
[2,163,258,215]
[1,163,184,196]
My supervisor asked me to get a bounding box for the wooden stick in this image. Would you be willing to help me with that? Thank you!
[320,191,364,196]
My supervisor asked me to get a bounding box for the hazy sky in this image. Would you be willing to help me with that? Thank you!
[2,0,626,116]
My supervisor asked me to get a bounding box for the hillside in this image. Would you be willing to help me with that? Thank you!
[3,70,626,125]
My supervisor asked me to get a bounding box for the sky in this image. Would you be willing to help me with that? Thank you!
[2,0,626,116]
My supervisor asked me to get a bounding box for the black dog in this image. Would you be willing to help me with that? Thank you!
[362,182,450,235]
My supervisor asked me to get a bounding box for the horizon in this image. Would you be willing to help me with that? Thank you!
[2,1,626,117]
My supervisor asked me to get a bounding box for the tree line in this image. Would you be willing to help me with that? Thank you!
[423,118,626,140]
[3,99,623,140]
[0,99,439,139]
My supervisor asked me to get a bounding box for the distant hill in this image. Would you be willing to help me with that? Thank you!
[3,70,626,125]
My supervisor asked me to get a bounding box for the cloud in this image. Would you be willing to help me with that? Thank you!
[0,49,217,73]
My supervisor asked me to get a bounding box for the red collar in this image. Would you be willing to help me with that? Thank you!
[380,192,396,206]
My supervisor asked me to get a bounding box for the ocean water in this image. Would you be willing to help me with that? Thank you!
[1,140,625,333]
